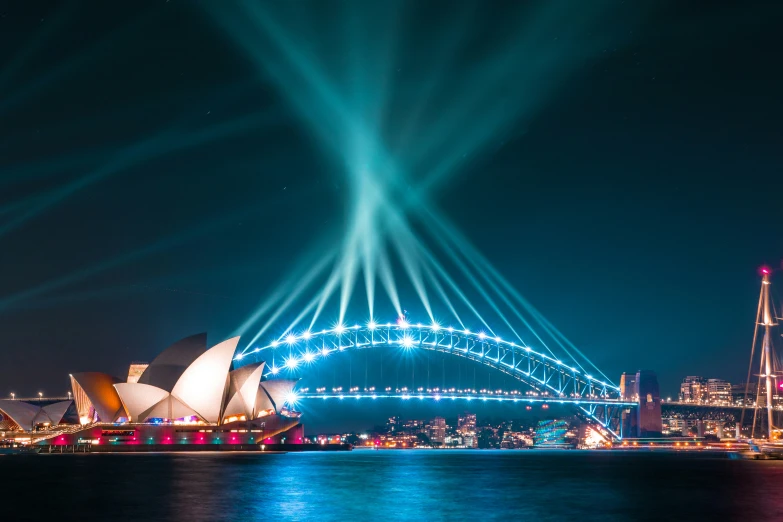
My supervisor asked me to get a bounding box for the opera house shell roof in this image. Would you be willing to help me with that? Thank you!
[0,399,73,432]
[69,334,299,426]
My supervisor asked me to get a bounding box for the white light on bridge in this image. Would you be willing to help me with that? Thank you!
[285,334,298,346]
[401,335,414,349]
[478,332,486,340]
[302,330,312,340]
[431,322,441,332]
[368,320,377,331]
[285,357,299,369]
[284,392,299,406]
[270,366,280,375]
[334,323,346,334]
[302,352,316,363]
[398,318,410,329]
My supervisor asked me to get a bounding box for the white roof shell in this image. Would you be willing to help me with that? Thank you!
[0,400,42,431]
[41,401,73,426]
[115,383,170,422]
[171,336,239,423]
[70,373,126,423]
[137,333,207,392]
[223,362,265,419]
[260,379,299,413]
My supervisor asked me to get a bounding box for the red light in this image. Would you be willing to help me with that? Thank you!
[760,266,771,275]
[779,382,783,390]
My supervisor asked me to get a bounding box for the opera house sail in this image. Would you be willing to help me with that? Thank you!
[0,333,303,449]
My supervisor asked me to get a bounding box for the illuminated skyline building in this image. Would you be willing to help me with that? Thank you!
[427,417,446,444]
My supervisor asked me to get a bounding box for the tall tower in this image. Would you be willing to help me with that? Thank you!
[745,267,779,440]
[761,269,776,439]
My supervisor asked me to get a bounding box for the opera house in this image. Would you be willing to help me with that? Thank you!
[0,334,302,449]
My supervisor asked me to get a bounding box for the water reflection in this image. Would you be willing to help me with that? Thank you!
[1,451,782,521]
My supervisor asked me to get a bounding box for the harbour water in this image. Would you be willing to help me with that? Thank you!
[1,450,782,521]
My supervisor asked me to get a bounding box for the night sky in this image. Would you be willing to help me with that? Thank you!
[2,1,782,431]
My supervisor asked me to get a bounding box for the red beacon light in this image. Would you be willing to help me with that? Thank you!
[760,266,771,275]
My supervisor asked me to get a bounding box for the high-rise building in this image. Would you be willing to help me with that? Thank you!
[386,416,400,432]
[679,376,706,403]
[707,379,731,404]
[731,383,755,405]
[403,419,425,434]
[457,412,476,444]
[427,417,446,444]
[126,362,149,384]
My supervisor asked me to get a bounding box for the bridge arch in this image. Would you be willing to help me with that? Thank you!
[237,322,629,439]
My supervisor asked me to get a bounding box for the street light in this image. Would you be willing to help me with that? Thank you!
[10,393,14,400]
[38,392,43,402]
[68,391,72,400]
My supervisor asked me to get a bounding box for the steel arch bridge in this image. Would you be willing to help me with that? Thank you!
[238,320,634,440]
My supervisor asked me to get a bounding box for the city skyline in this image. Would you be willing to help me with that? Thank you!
[2,1,783,431]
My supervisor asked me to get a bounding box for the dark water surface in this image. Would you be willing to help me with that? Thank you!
[1,450,782,521]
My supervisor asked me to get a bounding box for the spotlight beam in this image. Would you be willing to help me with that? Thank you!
[243,249,337,349]
[0,205,263,311]
[0,109,278,238]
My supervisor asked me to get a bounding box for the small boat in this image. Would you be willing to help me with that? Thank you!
[758,442,783,459]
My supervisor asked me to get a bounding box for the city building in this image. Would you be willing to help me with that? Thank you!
[706,379,732,404]
[457,412,477,447]
[427,417,446,444]
[732,383,755,406]
[402,419,425,434]
[679,376,707,403]
[457,412,476,435]
[386,416,400,432]
[533,420,575,448]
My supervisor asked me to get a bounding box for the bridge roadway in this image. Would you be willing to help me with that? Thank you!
[296,389,637,407]
[662,401,783,424]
